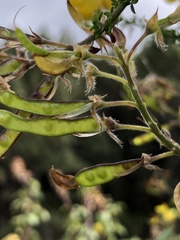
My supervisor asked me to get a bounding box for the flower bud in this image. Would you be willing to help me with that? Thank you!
[146,10,159,34]
[145,10,168,51]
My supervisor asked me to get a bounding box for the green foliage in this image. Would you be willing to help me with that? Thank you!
[61,187,128,240]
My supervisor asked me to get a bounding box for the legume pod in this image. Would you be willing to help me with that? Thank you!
[0,110,102,136]
[75,158,143,187]
[0,90,93,118]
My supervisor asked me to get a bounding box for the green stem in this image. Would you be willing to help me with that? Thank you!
[40,38,73,50]
[113,46,180,155]
[150,151,174,164]
[127,32,147,63]
[0,26,73,51]
[86,52,121,65]
[158,6,180,29]
[97,69,128,85]
[78,1,130,45]
[114,123,150,133]
[96,100,137,109]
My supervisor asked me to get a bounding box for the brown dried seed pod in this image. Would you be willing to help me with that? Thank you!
[173,182,180,212]
[50,166,79,190]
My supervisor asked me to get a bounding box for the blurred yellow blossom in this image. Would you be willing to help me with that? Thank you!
[149,203,179,227]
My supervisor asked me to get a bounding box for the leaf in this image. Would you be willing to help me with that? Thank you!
[75,158,143,187]
[0,110,102,137]
[50,166,79,189]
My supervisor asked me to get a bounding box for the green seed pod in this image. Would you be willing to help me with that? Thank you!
[132,132,154,146]
[0,58,34,81]
[15,26,81,75]
[0,59,22,76]
[0,110,101,137]
[0,77,55,159]
[0,90,93,117]
[75,158,143,187]
[15,26,49,56]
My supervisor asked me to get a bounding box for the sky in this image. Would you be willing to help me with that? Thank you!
[0,0,179,48]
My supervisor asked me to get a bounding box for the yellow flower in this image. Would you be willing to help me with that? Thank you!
[93,222,104,234]
[68,0,111,21]
[161,208,178,223]
[149,216,160,225]
[67,0,111,28]
[155,203,169,215]
[155,203,178,224]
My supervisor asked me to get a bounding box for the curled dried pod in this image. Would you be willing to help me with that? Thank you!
[50,166,79,190]
[173,182,180,212]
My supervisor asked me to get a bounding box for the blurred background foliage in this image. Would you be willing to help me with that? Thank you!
[1,2,180,240]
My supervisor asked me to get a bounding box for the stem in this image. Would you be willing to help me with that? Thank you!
[0,26,73,51]
[149,151,174,164]
[96,100,137,109]
[97,69,128,86]
[40,38,73,50]
[114,123,150,133]
[127,32,147,63]
[78,1,130,45]
[86,53,121,65]
[113,46,180,155]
